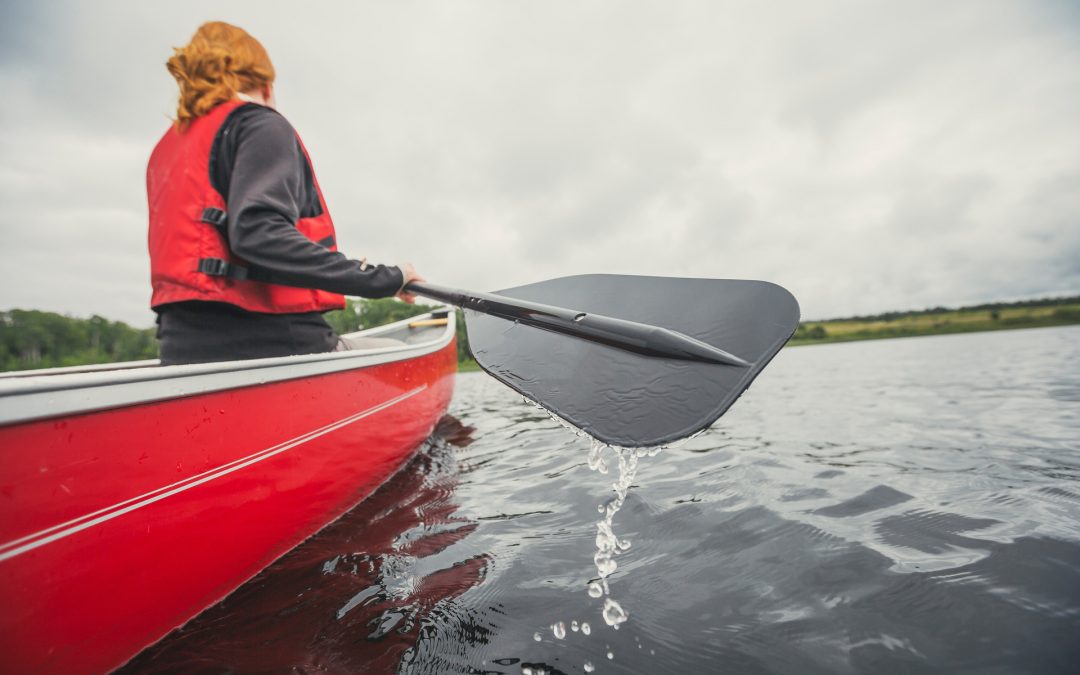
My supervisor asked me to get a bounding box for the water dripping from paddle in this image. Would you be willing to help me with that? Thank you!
[588,438,660,634]
[522,396,666,667]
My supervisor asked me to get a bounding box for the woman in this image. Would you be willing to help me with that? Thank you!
[148,21,421,365]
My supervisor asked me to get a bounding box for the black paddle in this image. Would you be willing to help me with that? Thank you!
[408,275,800,448]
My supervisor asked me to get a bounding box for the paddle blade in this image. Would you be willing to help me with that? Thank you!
[464,274,799,447]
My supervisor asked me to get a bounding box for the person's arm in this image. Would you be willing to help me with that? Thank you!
[221,107,404,298]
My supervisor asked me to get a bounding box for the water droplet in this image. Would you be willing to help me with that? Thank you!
[571,620,579,632]
[552,621,566,639]
[533,632,542,642]
[581,622,591,635]
[583,663,595,673]
[594,554,617,578]
[522,667,533,675]
[603,598,628,627]
[607,651,614,660]
[587,440,609,474]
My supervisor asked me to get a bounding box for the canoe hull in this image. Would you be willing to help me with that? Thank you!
[0,339,456,673]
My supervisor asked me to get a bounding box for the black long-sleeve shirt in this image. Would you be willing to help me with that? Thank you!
[156,103,403,365]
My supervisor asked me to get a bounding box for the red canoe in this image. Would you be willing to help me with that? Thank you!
[0,311,457,673]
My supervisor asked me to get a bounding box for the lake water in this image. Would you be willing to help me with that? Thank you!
[125,326,1080,673]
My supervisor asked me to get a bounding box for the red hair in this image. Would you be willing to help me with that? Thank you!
[166,22,275,129]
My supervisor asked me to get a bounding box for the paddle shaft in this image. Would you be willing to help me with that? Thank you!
[406,281,750,367]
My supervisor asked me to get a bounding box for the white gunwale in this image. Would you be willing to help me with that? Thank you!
[0,310,456,427]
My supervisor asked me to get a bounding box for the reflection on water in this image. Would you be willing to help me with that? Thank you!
[130,327,1080,673]
[122,417,490,673]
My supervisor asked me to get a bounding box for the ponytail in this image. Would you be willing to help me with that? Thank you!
[166,22,275,129]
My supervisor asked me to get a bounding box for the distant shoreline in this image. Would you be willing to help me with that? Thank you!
[458,359,482,372]
[788,300,1079,347]
[788,317,1078,348]
[456,297,1080,369]
[455,317,1079,370]
[4,296,1077,373]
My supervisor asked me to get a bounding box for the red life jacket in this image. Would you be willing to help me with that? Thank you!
[147,99,346,314]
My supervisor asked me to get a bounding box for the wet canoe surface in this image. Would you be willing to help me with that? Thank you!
[126,326,1080,674]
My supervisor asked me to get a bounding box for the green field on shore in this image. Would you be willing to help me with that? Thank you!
[457,358,482,372]
[789,300,1080,347]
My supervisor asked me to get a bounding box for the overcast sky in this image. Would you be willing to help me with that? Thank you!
[1,0,1078,326]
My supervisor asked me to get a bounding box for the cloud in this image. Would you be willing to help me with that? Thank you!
[1,0,1078,326]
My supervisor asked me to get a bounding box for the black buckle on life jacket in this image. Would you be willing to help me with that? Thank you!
[197,257,249,280]
[201,207,228,231]
[316,235,335,248]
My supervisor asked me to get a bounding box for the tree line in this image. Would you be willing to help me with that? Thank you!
[0,299,473,372]
[0,310,158,371]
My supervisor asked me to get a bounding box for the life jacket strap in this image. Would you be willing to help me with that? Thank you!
[201,207,228,232]
[197,257,249,280]
[197,257,279,285]
[197,208,333,282]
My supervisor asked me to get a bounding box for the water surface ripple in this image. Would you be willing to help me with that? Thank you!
[126,326,1080,673]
